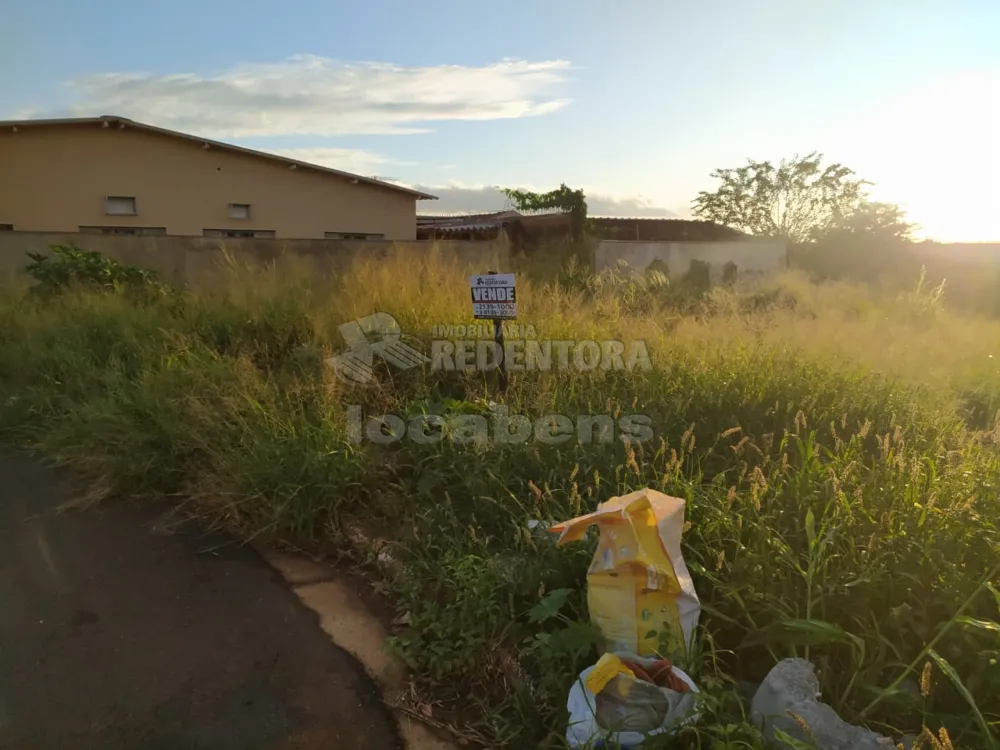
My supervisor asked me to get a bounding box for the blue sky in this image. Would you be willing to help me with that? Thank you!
[3,0,999,240]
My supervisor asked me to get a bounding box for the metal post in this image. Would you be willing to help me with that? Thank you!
[488,270,508,393]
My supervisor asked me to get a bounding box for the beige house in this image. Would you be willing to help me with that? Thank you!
[0,116,435,240]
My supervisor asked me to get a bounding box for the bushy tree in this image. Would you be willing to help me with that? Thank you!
[693,152,880,242]
[502,183,588,239]
[821,200,915,242]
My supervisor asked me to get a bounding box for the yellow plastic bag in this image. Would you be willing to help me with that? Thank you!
[549,489,700,661]
[585,653,636,695]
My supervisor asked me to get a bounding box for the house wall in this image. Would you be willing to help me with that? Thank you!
[0,232,509,286]
[595,240,787,278]
[0,124,419,239]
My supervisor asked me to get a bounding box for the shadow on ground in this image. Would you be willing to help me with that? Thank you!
[0,456,402,750]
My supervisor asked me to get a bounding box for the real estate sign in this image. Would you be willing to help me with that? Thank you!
[470,273,517,320]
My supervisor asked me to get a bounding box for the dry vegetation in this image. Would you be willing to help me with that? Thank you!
[1,244,998,749]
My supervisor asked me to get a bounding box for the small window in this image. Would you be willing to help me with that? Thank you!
[0,224,12,231]
[325,232,385,240]
[80,226,166,236]
[105,196,137,215]
[228,203,251,220]
[203,228,275,238]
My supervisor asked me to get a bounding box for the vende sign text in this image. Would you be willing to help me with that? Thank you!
[470,273,517,320]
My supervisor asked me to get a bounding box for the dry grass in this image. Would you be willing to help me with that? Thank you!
[1,246,998,749]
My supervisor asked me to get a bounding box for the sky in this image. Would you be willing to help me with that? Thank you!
[3,0,999,241]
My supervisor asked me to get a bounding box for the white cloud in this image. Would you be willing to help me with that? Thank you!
[15,55,571,138]
[587,194,679,218]
[414,183,678,217]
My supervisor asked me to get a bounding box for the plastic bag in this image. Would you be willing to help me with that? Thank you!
[549,489,700,660]
[566,652,700,748]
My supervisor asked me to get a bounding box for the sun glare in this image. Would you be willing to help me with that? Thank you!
[833,71,1000,242]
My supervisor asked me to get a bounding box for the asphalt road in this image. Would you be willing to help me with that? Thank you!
[0,456,402,750]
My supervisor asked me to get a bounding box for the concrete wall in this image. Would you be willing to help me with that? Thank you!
[0,232,510,286]
[914,242,1000,265]
[595,240,787,278]
[0,123,421,239]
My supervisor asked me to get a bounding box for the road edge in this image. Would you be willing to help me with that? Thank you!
[256,546,462,750]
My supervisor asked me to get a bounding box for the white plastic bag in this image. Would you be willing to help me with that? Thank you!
[566,653,700,748]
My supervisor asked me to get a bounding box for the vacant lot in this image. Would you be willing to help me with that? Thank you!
[1,247,998,749]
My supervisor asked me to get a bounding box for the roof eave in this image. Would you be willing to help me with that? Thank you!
[0,115,438,200]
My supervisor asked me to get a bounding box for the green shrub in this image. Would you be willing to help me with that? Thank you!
[25,244,168,298]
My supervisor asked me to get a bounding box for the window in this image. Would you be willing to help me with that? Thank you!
[104,196,137,215]
[0,224,12,231]
[228,203,251,220]
[79,226,167,236]
[203,228,275,238]
[324,232,386,240]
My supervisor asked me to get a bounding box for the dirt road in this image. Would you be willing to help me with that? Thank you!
[0,456,402,750]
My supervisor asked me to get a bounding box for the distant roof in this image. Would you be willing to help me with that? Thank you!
[0,115,437,200]
[590,216,714,222]
[591,216,744,228]
[417,212,745,240]
[590,216,746,240]
[417,210,523,231]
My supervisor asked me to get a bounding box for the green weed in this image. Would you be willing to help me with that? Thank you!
[0,246,998,748]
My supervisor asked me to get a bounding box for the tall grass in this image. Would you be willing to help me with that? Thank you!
[1,248,998,749]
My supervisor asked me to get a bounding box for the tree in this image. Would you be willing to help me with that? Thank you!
[502,183,588,239]
[692,152,872,242]
[821,200,915,242]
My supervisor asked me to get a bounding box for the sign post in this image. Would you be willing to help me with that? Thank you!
[470,271,517,392]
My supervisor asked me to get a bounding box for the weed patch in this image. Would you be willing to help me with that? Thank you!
[0,247,998,748]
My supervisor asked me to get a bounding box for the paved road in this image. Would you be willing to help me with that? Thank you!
[0,456,402,750]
